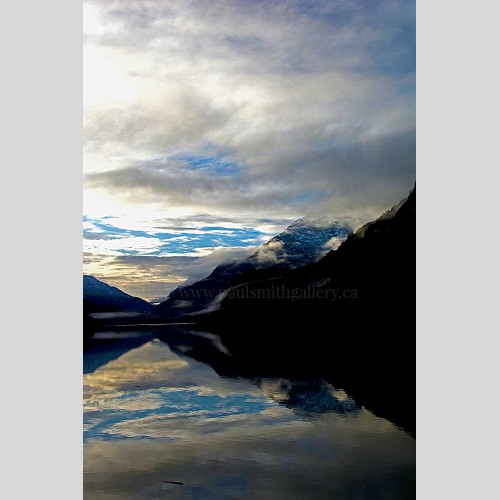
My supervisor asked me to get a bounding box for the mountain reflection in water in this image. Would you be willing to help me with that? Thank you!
[84,325,415,499]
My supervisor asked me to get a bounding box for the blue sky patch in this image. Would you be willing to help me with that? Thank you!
[174,153,240,176]
[84,217,265,256]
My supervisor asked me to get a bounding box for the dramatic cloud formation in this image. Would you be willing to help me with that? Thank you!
[83,0,415,300]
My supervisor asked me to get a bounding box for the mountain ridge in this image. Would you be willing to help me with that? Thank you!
[83,275,154,313]
[156,218,352,318]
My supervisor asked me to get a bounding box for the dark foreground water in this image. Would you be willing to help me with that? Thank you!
[84,327,415,499]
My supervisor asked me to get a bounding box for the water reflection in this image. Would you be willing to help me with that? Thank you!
[257,378,358,416]
[83,330,153,374]
[84,326,415,499]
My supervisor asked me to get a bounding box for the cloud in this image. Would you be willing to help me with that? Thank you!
[86,129,414,220]
[83,246,259,302]
[82,213,292,301]
[84,235,164,255]
[83,0,415,300]
[84,0,414,209]
[83,215,270,255]
[253,240,286,266]
[111,213,296,237]
[321,236,345,253]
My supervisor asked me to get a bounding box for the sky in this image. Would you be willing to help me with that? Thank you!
[83,0,415,302]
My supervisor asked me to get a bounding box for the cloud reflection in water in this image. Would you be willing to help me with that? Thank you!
[84,335,415,499]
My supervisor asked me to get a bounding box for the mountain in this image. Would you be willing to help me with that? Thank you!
[155,218,351,318]
[83,275,154,313]
[251,217,352,267]
[197,186,416,433]
[214,186,415,321]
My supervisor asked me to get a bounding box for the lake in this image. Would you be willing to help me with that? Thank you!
[84,326,415,499]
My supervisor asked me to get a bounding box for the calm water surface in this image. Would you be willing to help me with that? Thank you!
[84,327,415,499]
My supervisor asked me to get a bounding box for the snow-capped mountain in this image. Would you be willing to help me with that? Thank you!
[156,218,351,318]
[83,275,153,313]
[250,218,351,268]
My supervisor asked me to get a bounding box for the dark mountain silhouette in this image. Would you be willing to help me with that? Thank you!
[83,275,154,313]
[207,186,415,322]
[193,185,416,433]
[156,218,351,318]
